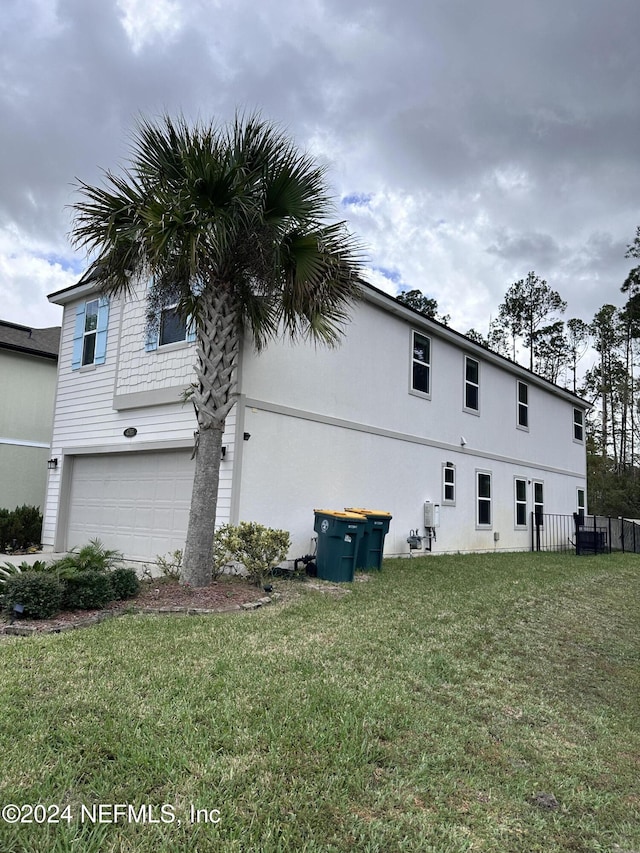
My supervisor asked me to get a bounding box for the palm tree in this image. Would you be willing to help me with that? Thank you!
[71,113,365,586]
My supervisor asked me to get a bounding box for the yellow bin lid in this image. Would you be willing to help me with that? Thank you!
[314,509,367,520]
[345,507,392,518]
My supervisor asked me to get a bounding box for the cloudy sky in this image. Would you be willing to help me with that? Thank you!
[1,0,638,341]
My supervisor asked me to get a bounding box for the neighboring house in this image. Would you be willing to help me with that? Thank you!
[42,279,588,562]
[0,319,61,511]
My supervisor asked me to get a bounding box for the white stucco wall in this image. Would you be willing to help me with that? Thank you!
[237,296,587,556]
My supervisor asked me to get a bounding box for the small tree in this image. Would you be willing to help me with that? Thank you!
[214,522,290,587]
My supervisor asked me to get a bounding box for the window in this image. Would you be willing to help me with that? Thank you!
[577,488,586,515]
[464,356,479,412]
[72,297,109,370]
[82,299,99,365]
[476,471,492,527]
[517,381,529,429]
[159,306,188,346]
[411,331,431,396]
[533,481,544,524]
[145,305,196,352]
[442,463,456,505]
[573,408,584,442]
[514,478,527,527]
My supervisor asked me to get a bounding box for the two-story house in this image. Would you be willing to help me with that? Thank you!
[0,320,60,511]
[42,279,588,562]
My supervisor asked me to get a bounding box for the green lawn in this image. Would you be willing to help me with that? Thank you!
[0,552,638,852]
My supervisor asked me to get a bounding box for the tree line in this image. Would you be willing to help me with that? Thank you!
[399,229,640,517]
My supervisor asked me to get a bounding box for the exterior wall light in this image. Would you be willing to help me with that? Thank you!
[47,458,58,470]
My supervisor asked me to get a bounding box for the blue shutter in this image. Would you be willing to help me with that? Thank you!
[71,304,86,370]
[145,320,158,352]
[186,315,196,343]
[94,296,110,365]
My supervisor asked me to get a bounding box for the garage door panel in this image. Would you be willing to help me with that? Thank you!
[66,451,195,560]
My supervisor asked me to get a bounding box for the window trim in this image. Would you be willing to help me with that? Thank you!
[410,330,431,399]
[514,477,528,529]
[573,408,584,443]
[476,469,492,528]
[442,463,456,506]
[517,381,529,431]
[464,355,480,415]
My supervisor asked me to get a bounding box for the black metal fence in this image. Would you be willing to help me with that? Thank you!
[531,512,640,555]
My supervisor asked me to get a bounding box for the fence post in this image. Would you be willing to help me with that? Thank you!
[530,512,534,552]
[608,516,612,554]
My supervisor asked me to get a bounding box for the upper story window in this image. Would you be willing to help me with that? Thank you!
[411,331,431,396]
[72,297,109,370]
[517,381,529,429]
[573,408,584,442]
[464,356,480,413]
[159,306,189,346]
[442,463,456,505]
[476,470,492,527]
[146,305,196,352]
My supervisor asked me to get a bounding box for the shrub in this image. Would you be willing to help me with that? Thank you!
[0,559,49,588]
[155,549,183,580]
[110,567,140,600]
[61,570,114,611]
[214,522,290,586]
[2,572,64,619]
[50,539,123,577]
[0,505,43,552]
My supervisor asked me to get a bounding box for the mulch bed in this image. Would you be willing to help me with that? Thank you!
[0,575,276,637]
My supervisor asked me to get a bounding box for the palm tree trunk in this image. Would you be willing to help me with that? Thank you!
[182,287,240,587]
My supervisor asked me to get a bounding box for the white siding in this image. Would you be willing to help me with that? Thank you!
[42,291,236,554]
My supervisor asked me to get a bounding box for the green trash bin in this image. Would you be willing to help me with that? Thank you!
[313,510,367,582]
[345,508,393,571]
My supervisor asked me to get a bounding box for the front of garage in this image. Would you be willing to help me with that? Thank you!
[61,448,195,561]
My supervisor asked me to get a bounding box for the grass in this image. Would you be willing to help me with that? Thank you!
[0,551,637,852]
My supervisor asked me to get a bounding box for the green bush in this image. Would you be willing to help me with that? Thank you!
[110,567,140,600]
[2,572,64,619]
[0,505,43,552]
[50,539,123,577]
[214,522,291,586]
[61,570,114,611]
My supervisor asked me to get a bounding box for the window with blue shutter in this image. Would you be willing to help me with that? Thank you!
[146,305,196,351]
[71,297,109,369]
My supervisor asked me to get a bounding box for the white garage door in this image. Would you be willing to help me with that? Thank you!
[66,450,194,560]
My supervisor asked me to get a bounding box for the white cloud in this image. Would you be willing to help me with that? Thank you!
[0,0,637,340]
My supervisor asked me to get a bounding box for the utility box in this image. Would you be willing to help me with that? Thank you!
[313,510,367,582]
[344,508,393,571]
[424,501,440,527]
